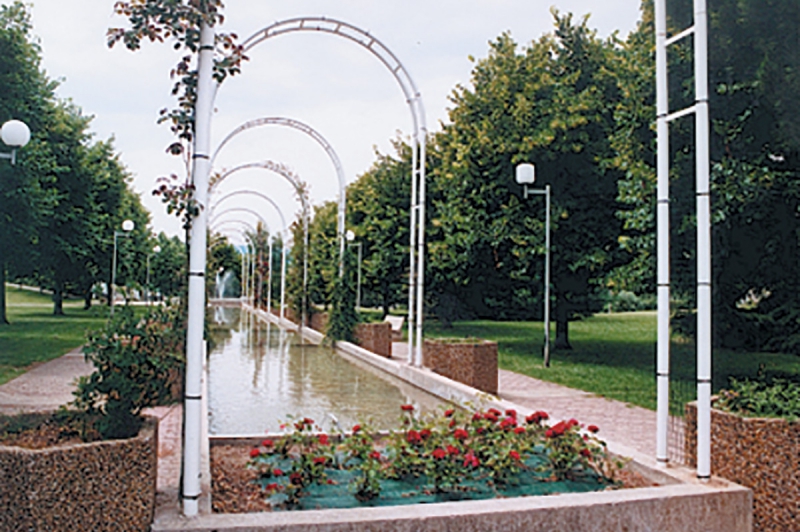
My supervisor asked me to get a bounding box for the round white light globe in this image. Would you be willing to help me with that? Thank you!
[515,163,535,185]
[1,120,31,148]
[345,230,355,242]
[153,245,162,253]
[122,219,135,232]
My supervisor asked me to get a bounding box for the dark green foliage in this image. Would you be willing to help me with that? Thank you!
[74,305,185,440]
[716,377,800,421]
[325,247,360,344]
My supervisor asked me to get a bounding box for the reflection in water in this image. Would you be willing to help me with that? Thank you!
[207,308,446,435]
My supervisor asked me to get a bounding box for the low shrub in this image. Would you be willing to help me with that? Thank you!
[715,377,800,421]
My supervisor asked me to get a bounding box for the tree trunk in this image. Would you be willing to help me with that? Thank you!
[0,259,9,325]
[382,286,391,319]
[83,288,93,310]
[555,301,572,350]
[53,280,64,316]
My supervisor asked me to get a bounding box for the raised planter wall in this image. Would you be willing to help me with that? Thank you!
[309,312,328,333]
[354,322,392,358]
[423,339,498,395]
[0,416,158,532]
[685,402,798,531]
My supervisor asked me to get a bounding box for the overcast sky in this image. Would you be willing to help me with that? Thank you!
[26,1,643,242]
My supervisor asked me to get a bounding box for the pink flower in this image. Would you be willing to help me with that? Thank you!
[587,425,599,434]
[249,448,260,458]
[432,448,447,460]
[401,404,414,412]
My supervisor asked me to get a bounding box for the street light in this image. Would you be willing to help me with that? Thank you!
[345,229,362,311]
[515,163,552,367]
[146,245,161,306]
[110,219,135,316]
[1,120,31,165]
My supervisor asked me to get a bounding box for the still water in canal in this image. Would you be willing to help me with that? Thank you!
[207,307,446,435]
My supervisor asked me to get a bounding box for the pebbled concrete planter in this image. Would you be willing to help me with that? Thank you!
[423,339,498,395]
[354,322,392,358]
[685,401,798,532]
[309,312,328,333]
[0,416,158,532]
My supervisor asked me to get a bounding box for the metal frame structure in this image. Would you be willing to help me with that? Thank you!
[655,0,711,479]
[233,16,428,366]
[211,116,346,268]
[210,219,257,302]
[210,190,289,319]
[185,17,428,515]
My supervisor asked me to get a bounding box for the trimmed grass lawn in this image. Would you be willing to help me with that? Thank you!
[0,287,109,385]
[425,311,800,411]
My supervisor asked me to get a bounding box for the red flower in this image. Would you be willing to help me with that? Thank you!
[432,448,447,460]
[249,448,261,458]
[500,417,517,429]
[273,468,283,476]
[265,482,279,491]
[420,429,431,439]
[472,412,482,422]
[289,472,302,485]
[580,448,592,457]
[545,429,554,438]
[509,450,521,461]
[261,439,274,448]
[303,417,315,426]
[449,419,456,428]
[488,408,502,417]
[453,428,469,440]
[352,424,361,434]
[567,418,579,428]
[514,426,526,435]
[526,411,549,424]
[401,404,414,412]
[318,434,329,445]
[446,444,459,456]
[313,456,327,465]
[369,451,381,460]
[327,479,335,484]
[463,452,480,468]
[587,425,599,434]
[549,421,569,437]
[484,412,498,423]
[407,430,421,444]
[444,409,455,417]
[505,409,517,419]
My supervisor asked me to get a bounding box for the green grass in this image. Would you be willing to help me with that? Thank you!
[425,311,800,411]
[0,287,110,385]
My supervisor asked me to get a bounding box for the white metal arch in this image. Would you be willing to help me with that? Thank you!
[212,160,312,330]
[210,116,345,263]
[210,220,257,303]
[210,189,288,233]
[230,16,428,366]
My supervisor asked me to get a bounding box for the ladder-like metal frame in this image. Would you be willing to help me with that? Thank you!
[655,0,712,479]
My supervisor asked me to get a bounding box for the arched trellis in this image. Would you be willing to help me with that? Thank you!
[212,160,312,332]
[218,17,428,366]
[210,190,289,320]
[211,206,273,313]
[209,220,257,303]
[210,116,346,266]
[185,18,428,515]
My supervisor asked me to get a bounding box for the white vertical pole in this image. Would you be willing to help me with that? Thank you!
[407,137,419,365]
[280,239,287,321]
[267,239,273,315]
[695,0,712,480]
[414,131,427,367]
[655,0,671,467]
[240,250,245,300]
[111,233,118,317]
[356,242,362,311]
[543,185,551,367]
[183,22,215,517]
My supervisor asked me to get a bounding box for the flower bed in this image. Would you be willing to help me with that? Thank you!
[244,405,620,511]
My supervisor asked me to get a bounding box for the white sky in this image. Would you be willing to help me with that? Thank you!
[26,0,643,241]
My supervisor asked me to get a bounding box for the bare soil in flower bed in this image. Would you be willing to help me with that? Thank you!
[0,412,99,449]
[210,444,658,514]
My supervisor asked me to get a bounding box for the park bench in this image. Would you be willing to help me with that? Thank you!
[383,315,405,341]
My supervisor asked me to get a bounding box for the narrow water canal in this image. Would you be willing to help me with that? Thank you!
[207,306,446,435]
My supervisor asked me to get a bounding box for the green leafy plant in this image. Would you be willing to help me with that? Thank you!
[325,246,360,344]
[73,305,185,440]
[716,377,800,421]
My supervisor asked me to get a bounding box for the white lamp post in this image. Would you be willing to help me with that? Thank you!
[147,245,161,306]
[515,163,552,367]
[1,120,31,165]
[111,219,135,316]
[345,230,363,311]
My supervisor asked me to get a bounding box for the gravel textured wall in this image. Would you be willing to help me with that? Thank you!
[423,340,498,395]
[685,402,798,532]
[354,322,392,358]
[0,416,158,532]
